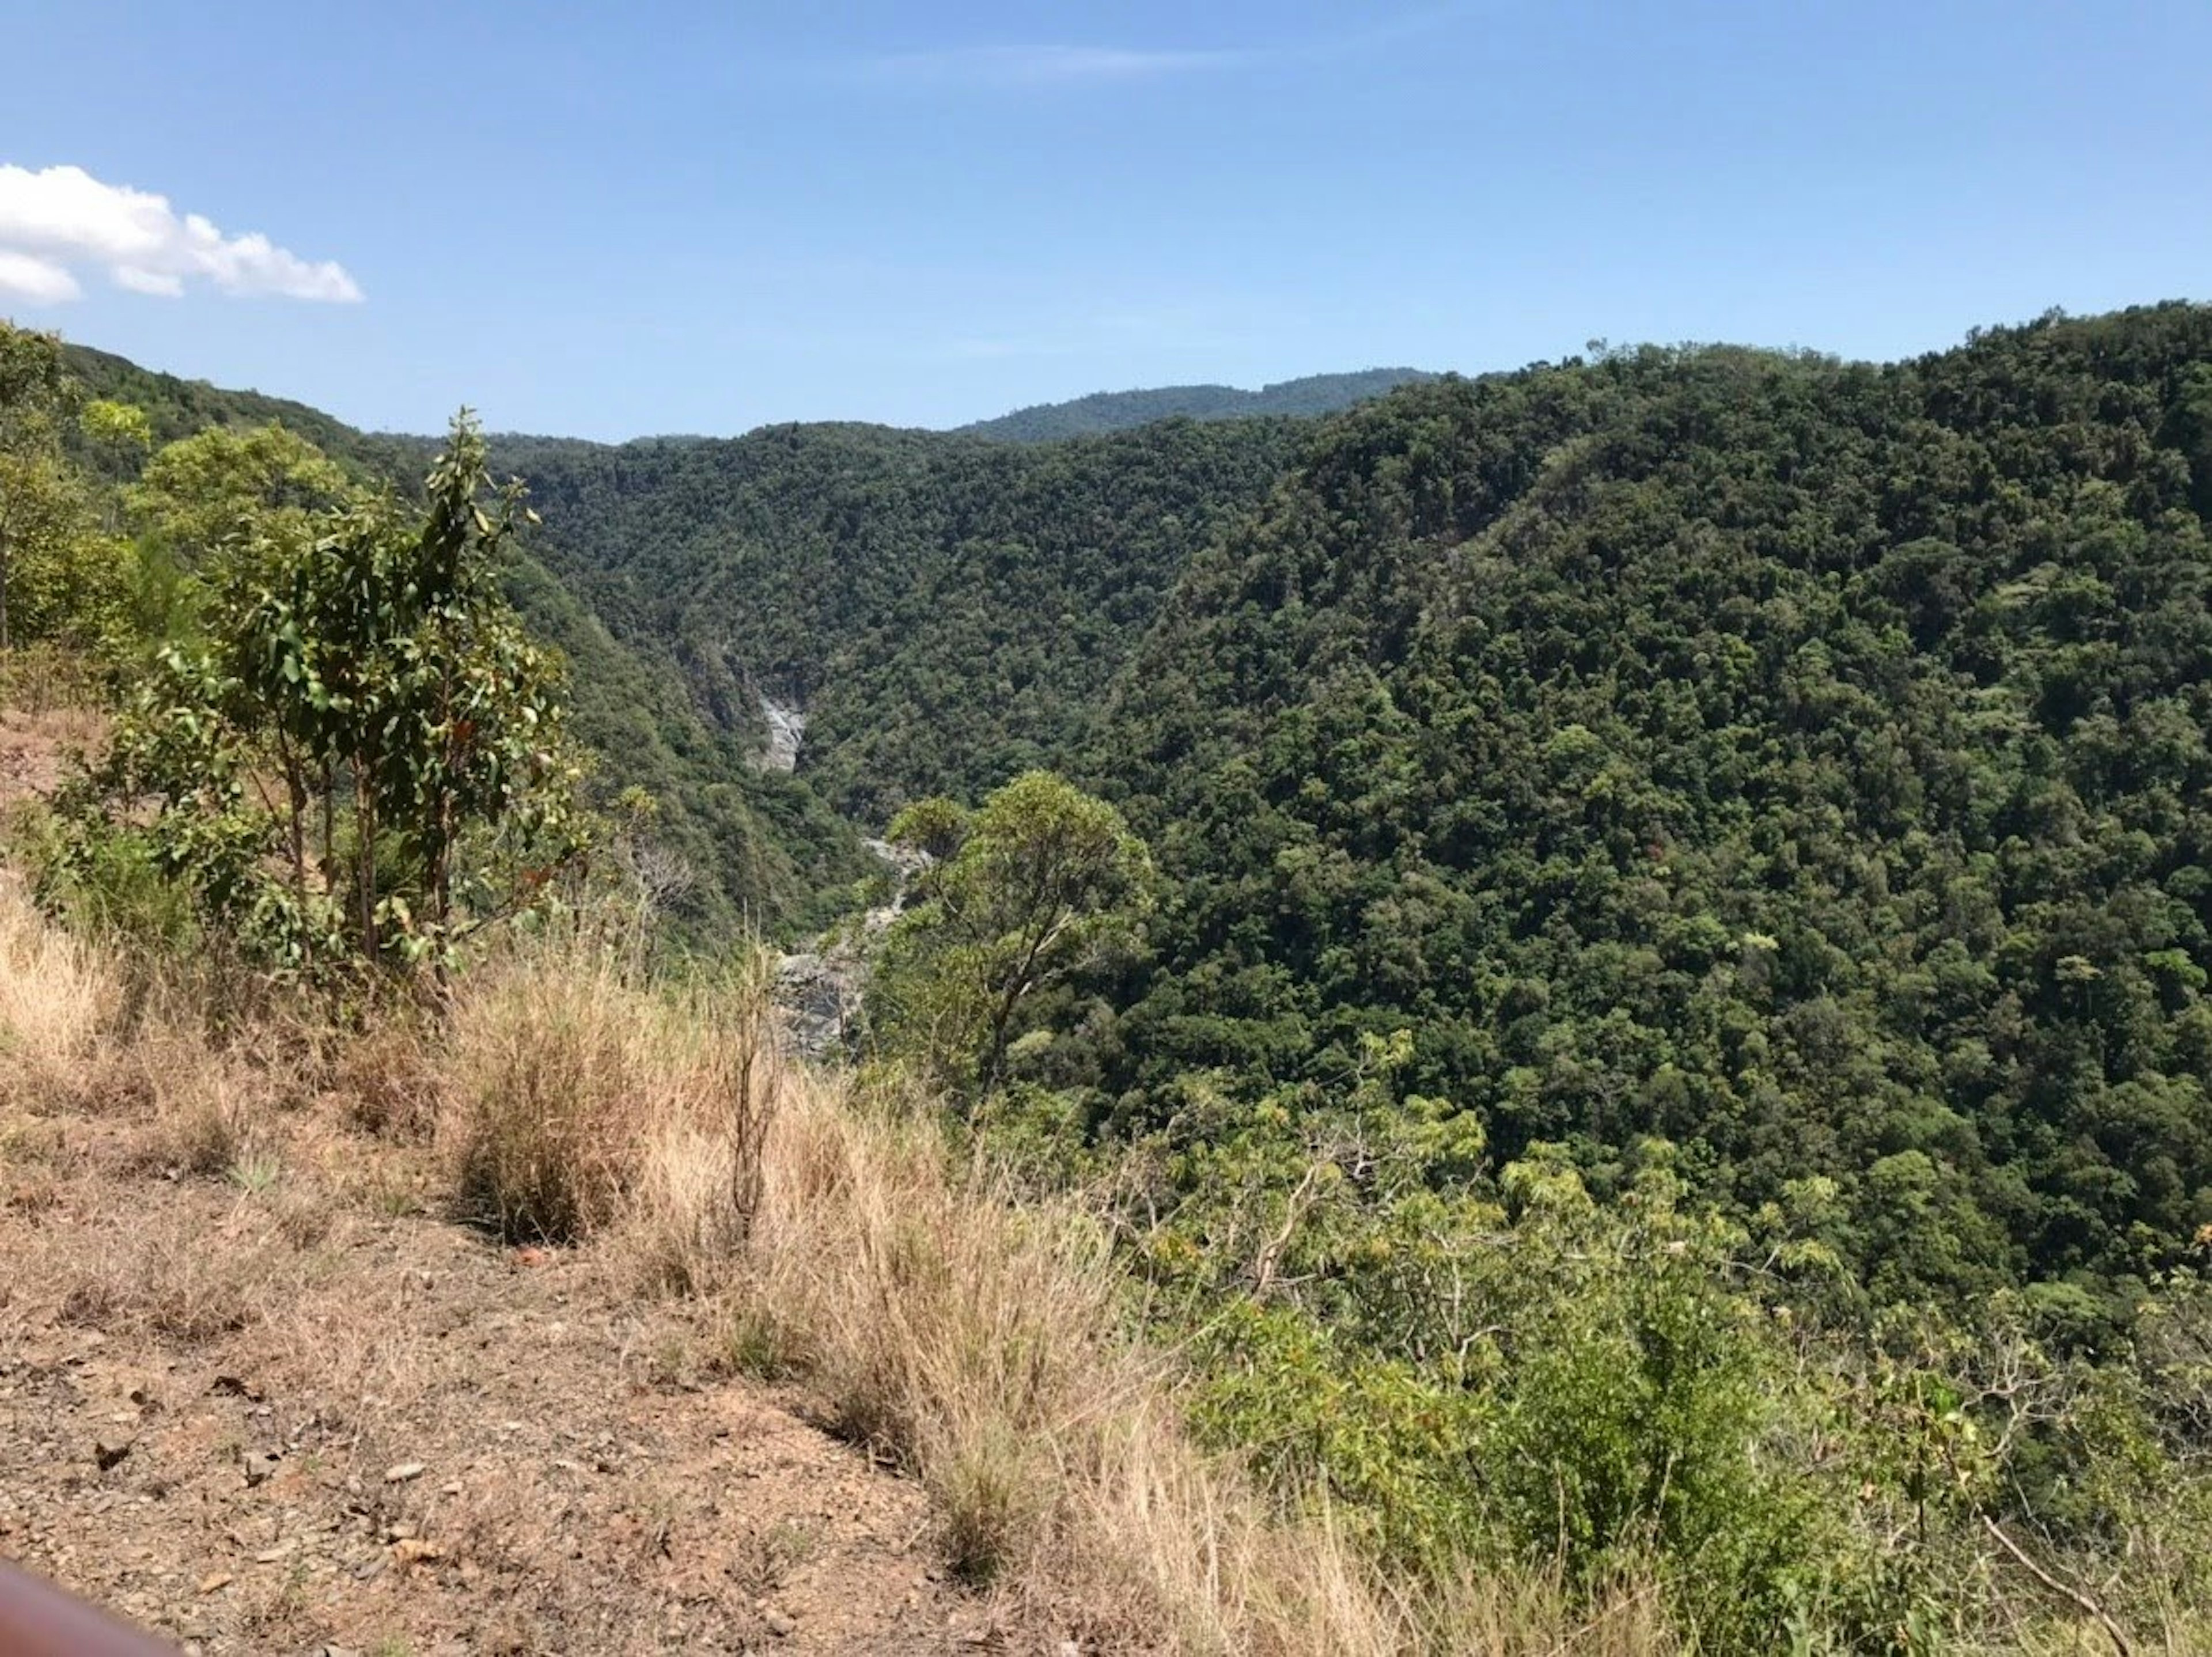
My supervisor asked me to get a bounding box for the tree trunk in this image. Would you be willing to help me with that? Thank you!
[976,910,1068,1099]
[355,759,378,961]
[427,672,456,932]
[275,733,307,909]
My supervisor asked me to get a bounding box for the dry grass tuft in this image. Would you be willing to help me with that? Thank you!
[442,943,778,1252]
[0,875,123,1112]
[44,1202,302,1344]
[736,1073,1424,1654]
[327,1009,443,1141]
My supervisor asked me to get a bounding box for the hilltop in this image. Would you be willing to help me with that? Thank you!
[955,368,1435,442]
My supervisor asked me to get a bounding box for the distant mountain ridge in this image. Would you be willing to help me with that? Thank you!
[58,345,1434,450]
[956,367,1437,442]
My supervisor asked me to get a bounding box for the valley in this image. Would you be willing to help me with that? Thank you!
[7,304,2212,1651]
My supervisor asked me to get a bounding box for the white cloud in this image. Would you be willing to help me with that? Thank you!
[112,266,184,297]
[0,250,81,304]
[0,164,362,304]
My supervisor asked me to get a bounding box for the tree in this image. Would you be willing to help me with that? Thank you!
[127,421,356,566]
[88,412,590,975]
[0,323,83,653]
[78,399,152,495]
[875,770,1150,1095]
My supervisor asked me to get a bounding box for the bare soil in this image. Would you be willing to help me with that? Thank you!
[0,700,100,807]
[0,1138,997,1655]
[0,705,1041,1655]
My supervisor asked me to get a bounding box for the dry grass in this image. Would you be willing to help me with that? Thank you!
[0,875,123,1112]
[433,938,1445,1651]
[441,942,777,1257]
[327,1007,443,1141]
[47,1203,303,1344]
[0,888,1680,1655]
[0,642,108,718]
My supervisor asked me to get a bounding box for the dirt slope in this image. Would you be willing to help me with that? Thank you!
[0,700,1003,1654]
[0,1140,994,1656]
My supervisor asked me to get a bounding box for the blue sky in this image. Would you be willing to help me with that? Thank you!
[4,0,2207,439]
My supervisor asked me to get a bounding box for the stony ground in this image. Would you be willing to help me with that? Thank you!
[0,1135,999,1656]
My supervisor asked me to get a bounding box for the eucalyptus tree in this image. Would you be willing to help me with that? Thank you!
[874,770,1151,1095]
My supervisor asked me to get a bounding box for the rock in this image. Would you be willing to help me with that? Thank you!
[756,695,808,773]
[253,1541,297,1564]
[765,1609,796,1638]
[196,1572,232,1595]
[93,1435,134,1471]
[382,1461,426,1484]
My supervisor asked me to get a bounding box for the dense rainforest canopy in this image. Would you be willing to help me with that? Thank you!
[53,305,2212,1311]
[500,417,1300,821]
[1060,305,2212,1322]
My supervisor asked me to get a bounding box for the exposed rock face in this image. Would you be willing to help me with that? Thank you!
[756,695,806,773]
[771,838,927,1059]
[773,951,853,1059]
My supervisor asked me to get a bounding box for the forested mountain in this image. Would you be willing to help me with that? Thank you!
[17,303,2212,1648]
[50,306,2212,1304]
[500,418,1299,820]
[1025,304,2212,1317]
[957,367,1433,442]
[45,351,1392,919]
[56,344,870,935]
[59,342,424,479]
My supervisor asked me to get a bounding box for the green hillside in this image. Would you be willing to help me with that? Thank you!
[59,341,426,479]
[43,302,2212,1306]
[55,342,869,936]
[499,418,1300,821]
[1025,303,2212,1317]
[958,367,1433,442]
